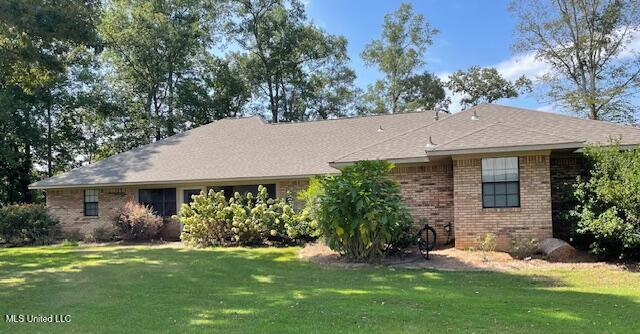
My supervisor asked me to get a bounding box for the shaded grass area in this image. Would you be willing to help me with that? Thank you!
[0,244,638,333]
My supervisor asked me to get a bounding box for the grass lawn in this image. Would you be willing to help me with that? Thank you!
[0,244,638,333]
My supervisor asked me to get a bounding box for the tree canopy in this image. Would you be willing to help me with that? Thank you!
[446,66,532,108]
[2,0,639,205]
[360,3,440,114]
[511,0,640,121]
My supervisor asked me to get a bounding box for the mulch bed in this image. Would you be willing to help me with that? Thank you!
[298,242,633,272]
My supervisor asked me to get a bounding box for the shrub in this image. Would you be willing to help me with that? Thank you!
[87,225,116,242]
[177,185,316,247]
[316,160,413,261]
[60,239,79,247]
[477,233,497,262]
[0,204,59,246]
[573,141,640,259]
[113,202,163,241]
[509,238,538,259]
[294,178,323,241]
[288,208,321,241]
[478,233,497,252]
[62,228,84,242]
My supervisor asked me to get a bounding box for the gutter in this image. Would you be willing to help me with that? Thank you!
[28,173,336,190]
[329,156,430,168]
[572,143,639,153]
[425,142,586,157]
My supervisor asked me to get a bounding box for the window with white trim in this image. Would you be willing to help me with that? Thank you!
[84,189,99,216]
[481,157,520,208]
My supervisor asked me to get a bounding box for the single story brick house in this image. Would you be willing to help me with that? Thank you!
[30,104,640,249]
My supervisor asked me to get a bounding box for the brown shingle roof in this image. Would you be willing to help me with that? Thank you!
[30,104,640,189]
[333,104,640,162]
[30,111,441,188]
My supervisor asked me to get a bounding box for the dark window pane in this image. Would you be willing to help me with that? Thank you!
[162,188,176,216]
[183,189,201,204]
[84,202,98,216]
[506,182,519,194]
[265,184,276,199]
[483,183,494,195]
[233,185,259,197]
[483,195,495,208]
[84,189,99,216]
[507,194,519,207]
[139,188,176,217]
[482,157,520,208]
[211,184,277,200]
[210,186,234,199]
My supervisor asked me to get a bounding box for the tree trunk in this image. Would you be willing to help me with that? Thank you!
[166,70,175,136]
[589,104,598,120]
[538,238,576,262]
[20,107,33,203]
[46,96,53,177]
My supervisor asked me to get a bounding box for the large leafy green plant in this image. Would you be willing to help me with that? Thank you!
[573,141,640,259]
[317,161,413,261]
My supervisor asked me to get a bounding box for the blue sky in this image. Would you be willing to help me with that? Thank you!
[305,0,548,112]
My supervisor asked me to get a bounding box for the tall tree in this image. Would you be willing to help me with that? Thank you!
[0,0,100,204]
[361,3,438,114]
[511,0,640,121]
[446,66,532,108]
[231,0,350,122]
[99,0,219,145]
[306,65,359,120]
[177,56,251,125]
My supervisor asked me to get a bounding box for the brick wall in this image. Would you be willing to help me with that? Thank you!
[276,179,309,208]
[453,155,553,250]
[550,154,588,241]
[390,162,454,245]
[46,187,135,237]
[45,154,555,247]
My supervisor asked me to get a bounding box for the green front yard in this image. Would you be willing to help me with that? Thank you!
[0,244,638,333]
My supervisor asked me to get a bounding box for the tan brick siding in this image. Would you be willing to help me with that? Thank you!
[46,187,135,237]
[276,179,309,208]
[453,155,553,250]
[45,154,555,248]
[390,162,454,245]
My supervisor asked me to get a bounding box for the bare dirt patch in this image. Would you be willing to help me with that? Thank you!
[299,242,629,272]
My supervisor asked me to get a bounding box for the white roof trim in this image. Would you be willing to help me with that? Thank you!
[427,142,586,157]
[329,156,430,168]
[29,173,330,190]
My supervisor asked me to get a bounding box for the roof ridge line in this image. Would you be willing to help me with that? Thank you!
[431,121,583,153]
[268,109,445,126]
[330,110,467,162]
[35,117,263,183]
[488,103,640,131]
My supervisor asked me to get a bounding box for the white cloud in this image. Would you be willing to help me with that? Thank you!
[436,55,552,113]
[535,104,556,112]
[494,52,550,81]
[618,29,640,59]
[439,28,640,113]
[436,71,464,112]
